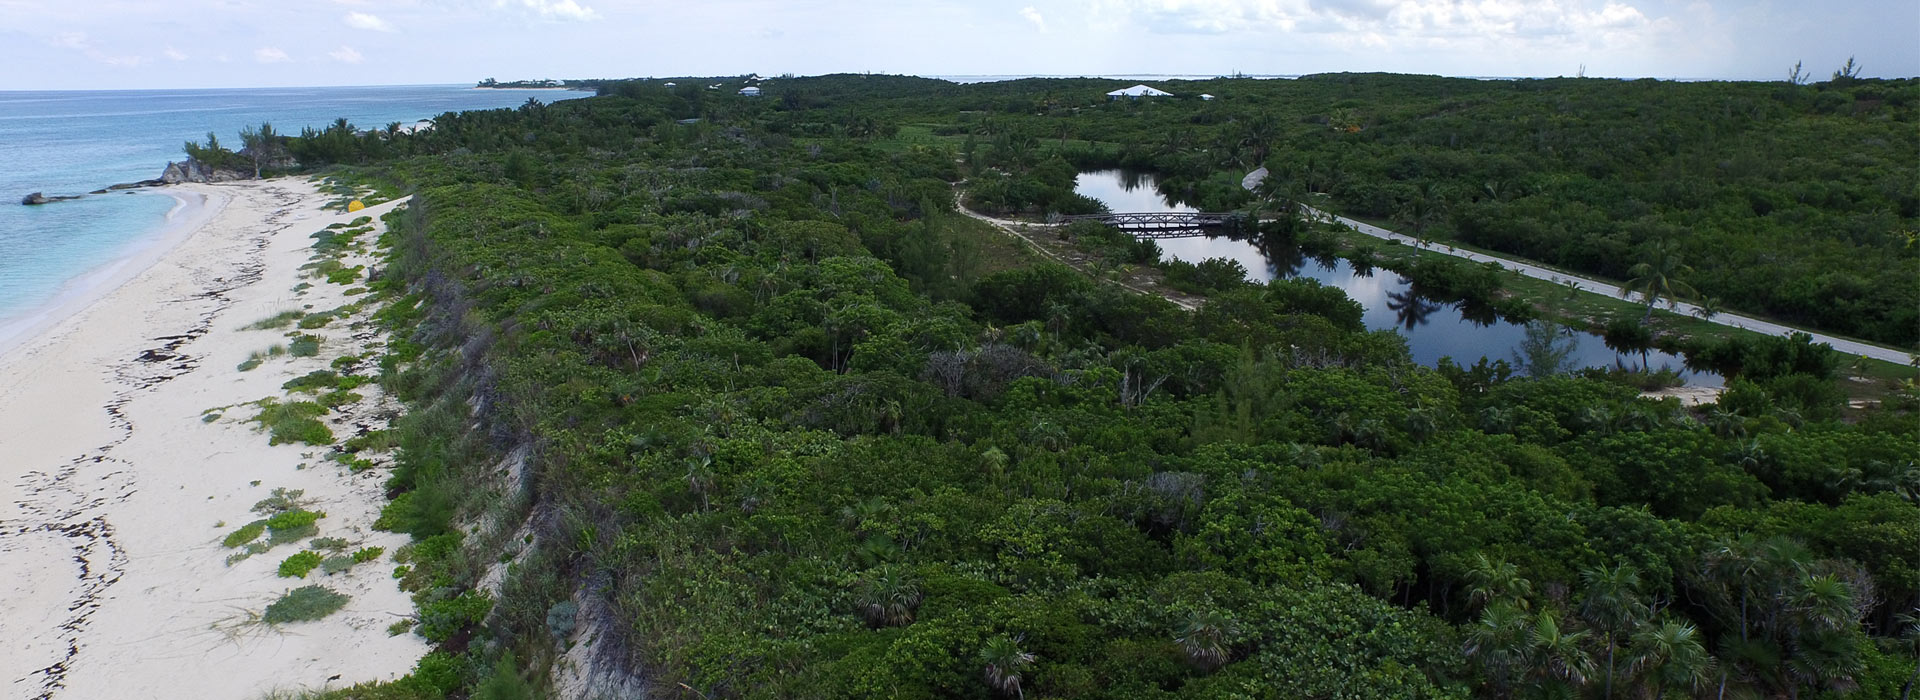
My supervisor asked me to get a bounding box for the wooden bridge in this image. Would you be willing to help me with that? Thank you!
[1057,211,1240,238]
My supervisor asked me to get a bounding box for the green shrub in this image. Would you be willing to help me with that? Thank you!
[320,555,356,575]
[310,537,351,551]
[262,585,349,624]
[288,335,322,357]
[352,546,385,563]
[222,522,266,548]
[252,488,307,515]
[266,509,324,531]
[252,400,333,445]
[418,592,492,643]
[278,551,324,578]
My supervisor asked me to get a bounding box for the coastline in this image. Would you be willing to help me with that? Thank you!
[0,189,224,361]
[0,178,426,698]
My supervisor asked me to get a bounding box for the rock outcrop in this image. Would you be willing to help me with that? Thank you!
[20,192,82,206]
[159,159,251,185]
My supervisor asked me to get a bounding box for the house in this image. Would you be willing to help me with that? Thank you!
[663,82,677,87]
[739,86,762,97]
[1199,94,1216,101]
[1107,84,1172,100]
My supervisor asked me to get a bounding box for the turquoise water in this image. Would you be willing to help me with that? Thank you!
[0,85,587,328]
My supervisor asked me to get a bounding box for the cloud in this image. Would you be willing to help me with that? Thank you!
[509,0,599,21]
[164,46,187,61]
[1091,0,1664,47]
[330,45,365,63]
[344,11,397,32]
[47,31,148,67]
[254,46,290,63]
[1020,6,1047,32]
[52,32,90,50]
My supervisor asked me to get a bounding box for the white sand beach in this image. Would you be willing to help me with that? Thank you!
[0,179,426,700]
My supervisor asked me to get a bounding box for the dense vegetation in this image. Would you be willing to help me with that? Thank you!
[254,73,1915,699]
[621,72,1915,346]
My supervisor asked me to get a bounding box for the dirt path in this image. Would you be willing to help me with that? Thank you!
[954,194,1201,311]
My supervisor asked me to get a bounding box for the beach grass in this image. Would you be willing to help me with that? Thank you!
[244,310,306,331]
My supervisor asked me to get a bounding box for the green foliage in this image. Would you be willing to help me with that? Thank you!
[265,509,324,531]
[251,399,334,445]
[353,546,386,563]
[277,551,324,578]
[262,585,350,624]
[418,592,492,643]
[287,334,323,357]
[222,522,266,548]
[313,75,1916,699]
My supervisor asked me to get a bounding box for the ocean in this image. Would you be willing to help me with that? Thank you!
[0,85,588,341]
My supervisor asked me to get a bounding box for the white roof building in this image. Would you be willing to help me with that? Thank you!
[1107,85,1173,100]
[1200,94,1216,101]
[739,86,762,96]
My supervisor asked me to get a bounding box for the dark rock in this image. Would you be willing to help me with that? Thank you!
[20,192,82,206]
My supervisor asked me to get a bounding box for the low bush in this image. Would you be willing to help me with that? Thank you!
[266,509,325,531]
[222,522,266,548]
[252,400,333,445]
[288,335,323,357]
[262,585,349,624]
[278,551,324,578]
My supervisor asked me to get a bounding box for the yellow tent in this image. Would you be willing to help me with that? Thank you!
[347,200,366,212]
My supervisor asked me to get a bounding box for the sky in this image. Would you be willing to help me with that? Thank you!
[2,0,1915,90]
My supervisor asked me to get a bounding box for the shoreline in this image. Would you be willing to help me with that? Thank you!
[0,178,427,698]
[0,188,224,361]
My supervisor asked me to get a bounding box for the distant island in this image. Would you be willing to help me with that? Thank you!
[475,77,601,90]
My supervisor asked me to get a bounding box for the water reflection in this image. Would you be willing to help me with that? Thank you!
[1073,170,1722,387]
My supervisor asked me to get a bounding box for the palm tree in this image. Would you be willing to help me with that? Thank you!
[857,565,923,627]
[1527,612,1596,692]
[1465,553,1533,612]
[980,635,1036,699]
[1175,610,1236,670]
[1628,619,1715,699]
[1464,603,1534,695]
[1580,564,1648,699]
[1622,243,1700,324]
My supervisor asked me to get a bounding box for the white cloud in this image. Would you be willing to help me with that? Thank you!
[1021,6,1047,32]
[345,11,397,32]
[254,46,290,63]
[508,0,599,21]
[164,46,187,61]
[52,32,90,50]
[330,45,365,63]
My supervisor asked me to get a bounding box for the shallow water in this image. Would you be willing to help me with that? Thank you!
[0,85,588,328]
[1075,169,1720,386]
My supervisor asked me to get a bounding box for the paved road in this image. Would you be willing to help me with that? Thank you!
[1300,205,1914,364]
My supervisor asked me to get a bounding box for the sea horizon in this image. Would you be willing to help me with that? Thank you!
[0,84,590,349]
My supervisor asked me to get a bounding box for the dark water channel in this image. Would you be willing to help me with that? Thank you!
[1074,170,1721,387]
